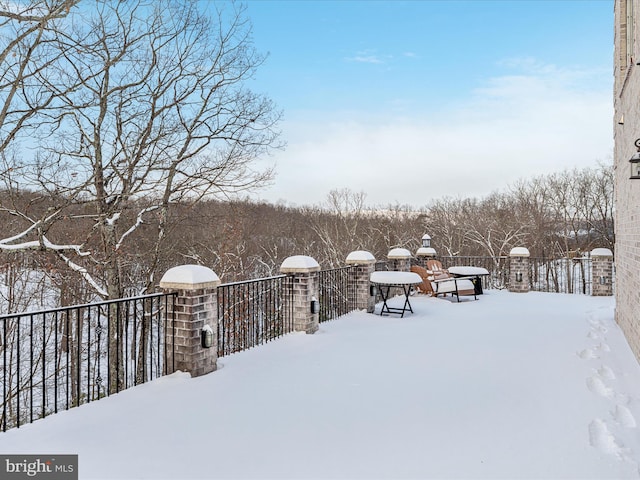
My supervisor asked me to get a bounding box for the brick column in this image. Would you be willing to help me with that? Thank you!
[591,248,614,296]
[280,255,320,334]
[416,247,437,269]
[160,264,220,377]
[387,248,412,272]
[346,250,376,313]
[509,247,530,293]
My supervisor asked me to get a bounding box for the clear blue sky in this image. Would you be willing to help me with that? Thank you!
[242,0,614,208]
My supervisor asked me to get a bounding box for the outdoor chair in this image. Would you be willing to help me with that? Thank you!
[410,265,435,296]
[426,259,448,275]
[411,265,477,302]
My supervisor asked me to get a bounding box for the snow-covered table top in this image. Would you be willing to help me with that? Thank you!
[370,271,422,285]
[448,266,489,276]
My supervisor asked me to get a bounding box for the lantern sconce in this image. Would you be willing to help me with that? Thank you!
[422,234,431,248]
[629,138,640,179]
[370,284,377,297]
[515,272,523,283]
[201,325,214,349]
[310,297,319,314]
[599,275,607,285]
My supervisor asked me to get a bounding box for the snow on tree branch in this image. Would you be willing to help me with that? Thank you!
[57,253,108,298]
[115,206,159,251]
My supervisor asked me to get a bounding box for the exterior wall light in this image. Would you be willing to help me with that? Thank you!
[599,275,607,285]
[515,272,523,283]
[310,297,319,314]
[370,284,377,297]
[201,325,214,349]
[422,234,431,248]
[630,138,640,179]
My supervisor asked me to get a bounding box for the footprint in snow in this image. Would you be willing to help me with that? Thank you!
[597,365,616,380]
[578,348,599,360]
[589,419,627,458]
[611,404,637,428]
[589,320,609,334]
[587,376,614,398]
[588,330,602,340]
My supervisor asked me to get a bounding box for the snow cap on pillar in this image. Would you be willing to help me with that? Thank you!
[416,247,437,257]
[280,255,320,273]
[387,248,412,259]
[346,250,376,264]
[159,264,220,290]
[591,248,613,257]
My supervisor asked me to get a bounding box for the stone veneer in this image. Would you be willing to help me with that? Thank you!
[591,248,614,297]
[159,264,220,377]
[508,247,530,293]
[280,255,320,334]
[415,247,437,269]
[346,250,376,313]
[387,248,412,272]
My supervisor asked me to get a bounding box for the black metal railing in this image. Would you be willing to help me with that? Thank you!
[439,256,509,291]
[0,292,176,432]
[318,266,356,322]
[217,275,292,357]
[528,256,593,295]
[438,255,596,294]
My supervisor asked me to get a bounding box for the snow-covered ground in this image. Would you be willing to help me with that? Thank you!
[1,290,640,479]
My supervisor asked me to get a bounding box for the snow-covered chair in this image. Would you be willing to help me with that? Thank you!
[431,273,477,302]
[410,265,435,296]
[426,259,448,275]
[411,265,477,302]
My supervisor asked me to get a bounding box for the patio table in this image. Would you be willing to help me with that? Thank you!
[370,271,422,317]
[447,266,490,294]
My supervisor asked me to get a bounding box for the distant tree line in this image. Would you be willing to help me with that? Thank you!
[0,164,613,312]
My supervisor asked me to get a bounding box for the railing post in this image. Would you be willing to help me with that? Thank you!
[159,265,220,377]
[387,248,412,272]
[346,250,376,313]
[280,255,320,334]
[509,247,530,293]
[416,246,437,269]
[591,248,614,296]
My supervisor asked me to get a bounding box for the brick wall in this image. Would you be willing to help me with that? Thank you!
[165,287,218,377]
[614,0,640,360]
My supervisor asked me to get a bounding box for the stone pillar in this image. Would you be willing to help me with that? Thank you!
[280,255,320,334]
[509,247,530,293]
[591,248,614,296]
[416,247,437,269]
[387,248,412,272]
[346,250,376,313]
[159,264,220,377]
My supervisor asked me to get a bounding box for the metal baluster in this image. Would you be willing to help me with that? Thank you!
[76,307,81,408]
[86,307,91,403]
[30,315,33,423]
[16,316,20,427]
[66,309,70,410]
[2,318,6,431]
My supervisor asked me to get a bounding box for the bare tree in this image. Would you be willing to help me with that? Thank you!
[1,0,282,301]
[306,188,370,267]
[424,197,469,256]
[0,0,80,155]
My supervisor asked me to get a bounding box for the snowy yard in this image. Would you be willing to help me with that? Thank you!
[1,290,640,479]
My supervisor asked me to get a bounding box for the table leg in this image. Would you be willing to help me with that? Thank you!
[378,285,391,315]
[400,285,414,317]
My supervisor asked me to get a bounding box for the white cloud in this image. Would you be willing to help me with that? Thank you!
[256,59,613,208]
[348,54,384,64]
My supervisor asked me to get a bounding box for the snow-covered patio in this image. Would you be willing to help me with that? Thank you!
[1,290,639,479]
